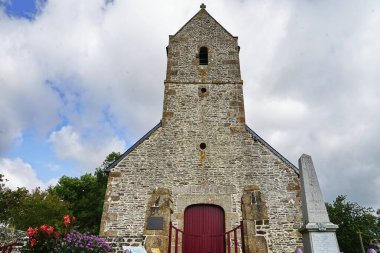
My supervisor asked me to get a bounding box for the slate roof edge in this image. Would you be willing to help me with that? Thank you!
[104,121,162,173]
[245,125,299,174]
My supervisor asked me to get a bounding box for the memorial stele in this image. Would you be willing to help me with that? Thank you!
[299,155,340,253]
[100,5,338,253]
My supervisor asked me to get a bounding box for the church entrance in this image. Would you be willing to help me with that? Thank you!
[183,204,225,253]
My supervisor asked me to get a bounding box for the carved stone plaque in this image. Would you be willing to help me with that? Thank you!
[309,232,340,252]
[146,217,164,230]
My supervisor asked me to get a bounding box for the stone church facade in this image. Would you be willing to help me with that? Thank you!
[100,6,303,253]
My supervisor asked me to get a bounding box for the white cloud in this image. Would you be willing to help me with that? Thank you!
[0,0,379,209]
[0,157,57,190]
[48,125,125,169]
[226,0,380,209]
[251,98,308,131]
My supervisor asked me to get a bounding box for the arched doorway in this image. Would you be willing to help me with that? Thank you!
[183,204,225,253]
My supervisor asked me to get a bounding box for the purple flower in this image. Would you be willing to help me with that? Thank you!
[56,231,111,252]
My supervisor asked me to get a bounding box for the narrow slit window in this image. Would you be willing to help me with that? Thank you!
[199,47,208,65]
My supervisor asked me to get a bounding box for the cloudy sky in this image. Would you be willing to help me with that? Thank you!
[0,0,379,210]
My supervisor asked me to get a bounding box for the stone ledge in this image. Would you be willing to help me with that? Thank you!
[164,80,243,84]
[299,222,339,233]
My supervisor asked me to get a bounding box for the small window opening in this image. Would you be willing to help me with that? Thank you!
[201,87,207,93]
[200,143,207,150]
[199,47,208,65]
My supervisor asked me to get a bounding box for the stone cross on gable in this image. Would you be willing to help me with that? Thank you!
[200,3,206,9]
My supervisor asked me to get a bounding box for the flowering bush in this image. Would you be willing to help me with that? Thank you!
[56,231,112,253]
[25,225,59,252]
[23,214,112,253]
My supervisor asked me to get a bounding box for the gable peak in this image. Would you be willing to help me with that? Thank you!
[172,5,236,39]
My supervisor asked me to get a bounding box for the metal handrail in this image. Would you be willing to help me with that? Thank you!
[168,221,245,253]
[0,240,19,253]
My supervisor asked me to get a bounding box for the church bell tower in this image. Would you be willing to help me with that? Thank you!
[162,5,245,131]
[101,5,303,253]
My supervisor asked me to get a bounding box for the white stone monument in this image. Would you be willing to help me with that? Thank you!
[299,154,340,253]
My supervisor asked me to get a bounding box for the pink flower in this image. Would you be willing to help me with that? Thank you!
[63,215,70,227]
[30,238,37,247]
[40,224,47,232]
[46,226,54,236]
[27,227,34,237]
[27,227,38,238]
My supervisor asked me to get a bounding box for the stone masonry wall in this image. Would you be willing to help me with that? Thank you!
[101,8,303,253]
[101,122,303,252]
[165,9,241,84]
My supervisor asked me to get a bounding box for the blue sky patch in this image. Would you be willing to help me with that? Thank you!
[1,0,47,20]
[9,128,78,182]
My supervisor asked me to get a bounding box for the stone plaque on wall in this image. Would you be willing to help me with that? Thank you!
[146,217,164,230]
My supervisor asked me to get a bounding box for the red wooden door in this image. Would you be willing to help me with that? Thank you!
[183,204,225,253]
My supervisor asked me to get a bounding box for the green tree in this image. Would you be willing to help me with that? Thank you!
[1,174,71,230]
[0,152,119,233]
[326,195,380,253]
[10,188,71,230]
[49,152,119,234]
[0,174,28,225]
[100,151,120,172]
